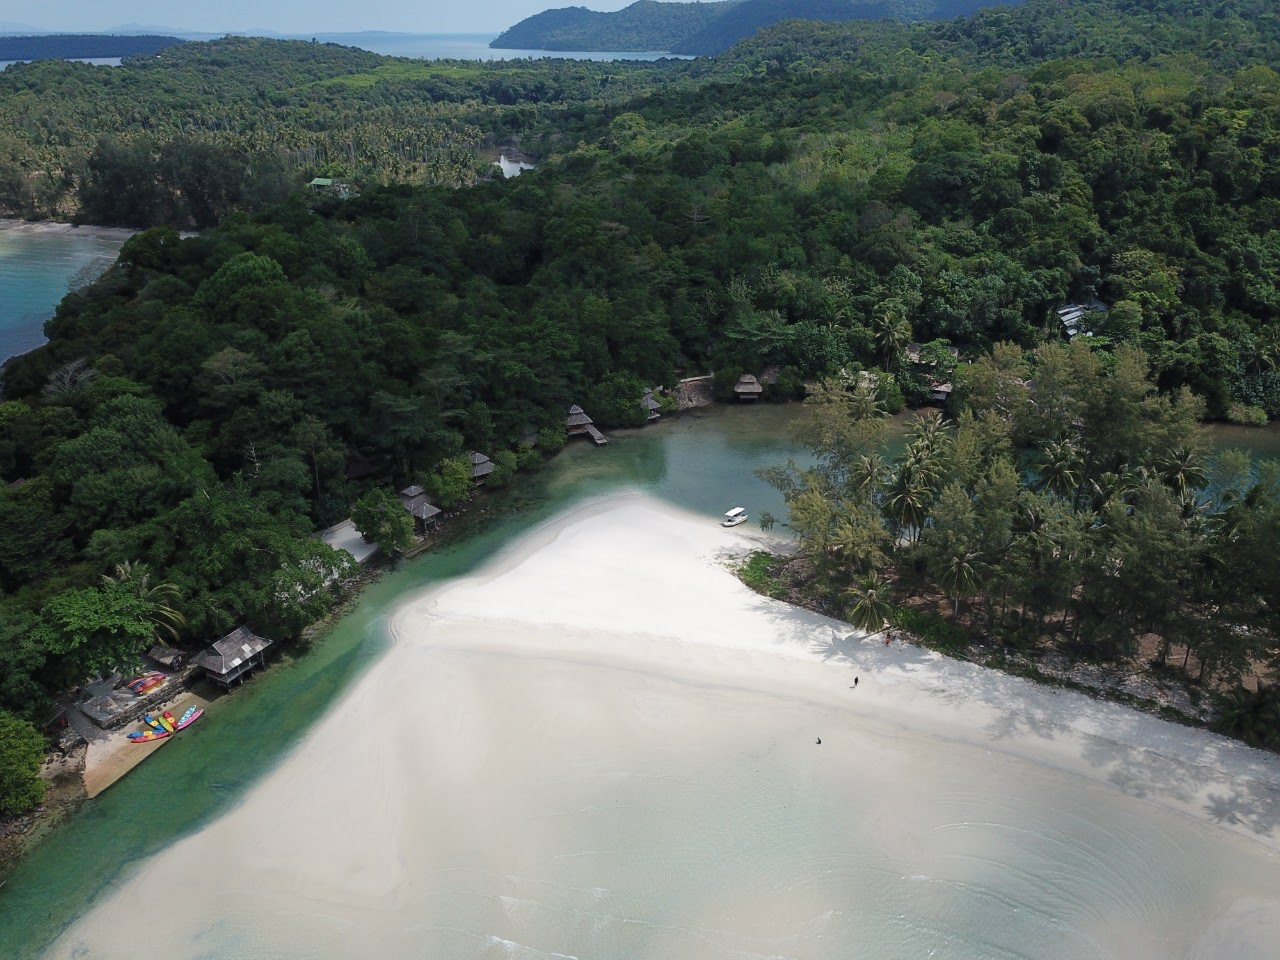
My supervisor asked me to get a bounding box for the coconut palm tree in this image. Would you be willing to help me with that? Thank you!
[847,376,885,421]
[846,577,894,640]
[884,466,930,544]
[1036,439,1082,499]
[873,307,913,369]
[851,453,886,497]
[937,550,983,618]
[1156,445,1207,501]
[103,561,185,644]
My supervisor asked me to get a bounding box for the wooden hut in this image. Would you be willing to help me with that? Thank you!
[928,380,954,404]
[640,388,661,423]
[398,484,442,532]
[734,374,764,401]
[197,626,273,689]
[567,405,608,445]
[148,645,188,670]
[468,451,495,483]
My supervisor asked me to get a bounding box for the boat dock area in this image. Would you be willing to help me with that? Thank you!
[70,688,213,798]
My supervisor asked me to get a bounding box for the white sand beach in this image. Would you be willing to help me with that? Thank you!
[47,494,1280,959]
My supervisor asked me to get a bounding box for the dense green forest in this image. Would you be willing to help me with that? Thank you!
[0,35,183,61]
[1,0,1279,810]
[0,38,680,224]
[491,0,1024,55]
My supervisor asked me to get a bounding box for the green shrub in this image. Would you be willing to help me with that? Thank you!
[0,709,45,816]
[538,427,567,455]
[429,455,472,509]
[488,449,518,488]
[351,488,414,554]
[892,607,968,652]
[516,443,542,471]
[1226,402,1268,426]
[738,551,786,599]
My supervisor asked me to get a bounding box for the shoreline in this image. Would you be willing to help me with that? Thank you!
[0,217,138,243]
[396,493,1280,849]
[44,492,1280,959]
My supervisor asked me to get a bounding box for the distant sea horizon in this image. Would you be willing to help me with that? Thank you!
[0,32,693,65]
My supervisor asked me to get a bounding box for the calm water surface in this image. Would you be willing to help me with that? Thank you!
[257,33,691,61]
[0,223,131,361]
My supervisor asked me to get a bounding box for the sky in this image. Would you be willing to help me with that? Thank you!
[0,1,661,35]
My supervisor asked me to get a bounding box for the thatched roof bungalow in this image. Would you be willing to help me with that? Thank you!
[567,405,608,445]
[734,374,763,401]
[148,645,189,670]
[197,626,273,689]
[468,451,495,482]
[640,388,661,422]
[398,484,442,531]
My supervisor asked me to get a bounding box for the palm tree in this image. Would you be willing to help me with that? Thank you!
[873,307,913,369]
[1036,440,1081,499]
[847,377,885,421]
[103,561,185,643]
[851,453,886,497]
[937,550,982,618]
[1156,445,1207,501]
[846,577,894,640]
[884,466,930,544]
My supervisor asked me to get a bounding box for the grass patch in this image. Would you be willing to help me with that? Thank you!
[891,607,969,654]
[737,550,788,600]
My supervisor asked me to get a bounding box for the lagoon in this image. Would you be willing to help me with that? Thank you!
[5,405,1280,960]
[0,221,132,362]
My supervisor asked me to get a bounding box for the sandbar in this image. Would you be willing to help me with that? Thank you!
[45,493,1280,959]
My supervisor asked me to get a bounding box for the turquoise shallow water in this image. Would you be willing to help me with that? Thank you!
[0,224,129,361]
[0,399,1275,958]
[0,404,811,959]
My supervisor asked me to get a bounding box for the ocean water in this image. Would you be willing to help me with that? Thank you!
[278,32,692,61]
[0,57,122,70]
[0,223,130,361]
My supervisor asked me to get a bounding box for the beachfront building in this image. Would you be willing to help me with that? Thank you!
[148,645,189,670]
[197,626,274,690]
[468,451,496,483]
[641,388,662,423]
[567,405,608,445]
[398,484,442,533]
[734,374,763,401]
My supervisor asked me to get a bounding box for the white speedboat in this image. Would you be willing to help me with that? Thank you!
[722,507,748,527]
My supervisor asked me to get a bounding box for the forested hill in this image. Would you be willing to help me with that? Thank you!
[490,1,736,52]
[0,35,183,61]
[489,0,1024,54]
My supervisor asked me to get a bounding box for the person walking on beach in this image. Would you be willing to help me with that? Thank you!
[854,676,859,688]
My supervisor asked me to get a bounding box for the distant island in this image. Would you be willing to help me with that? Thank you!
[490,0,1025,55]
[0,34,184,62]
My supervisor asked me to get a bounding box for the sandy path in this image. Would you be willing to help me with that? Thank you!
[45,494,1280,960]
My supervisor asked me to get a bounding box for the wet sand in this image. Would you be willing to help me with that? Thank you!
[46,494,1280,959]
